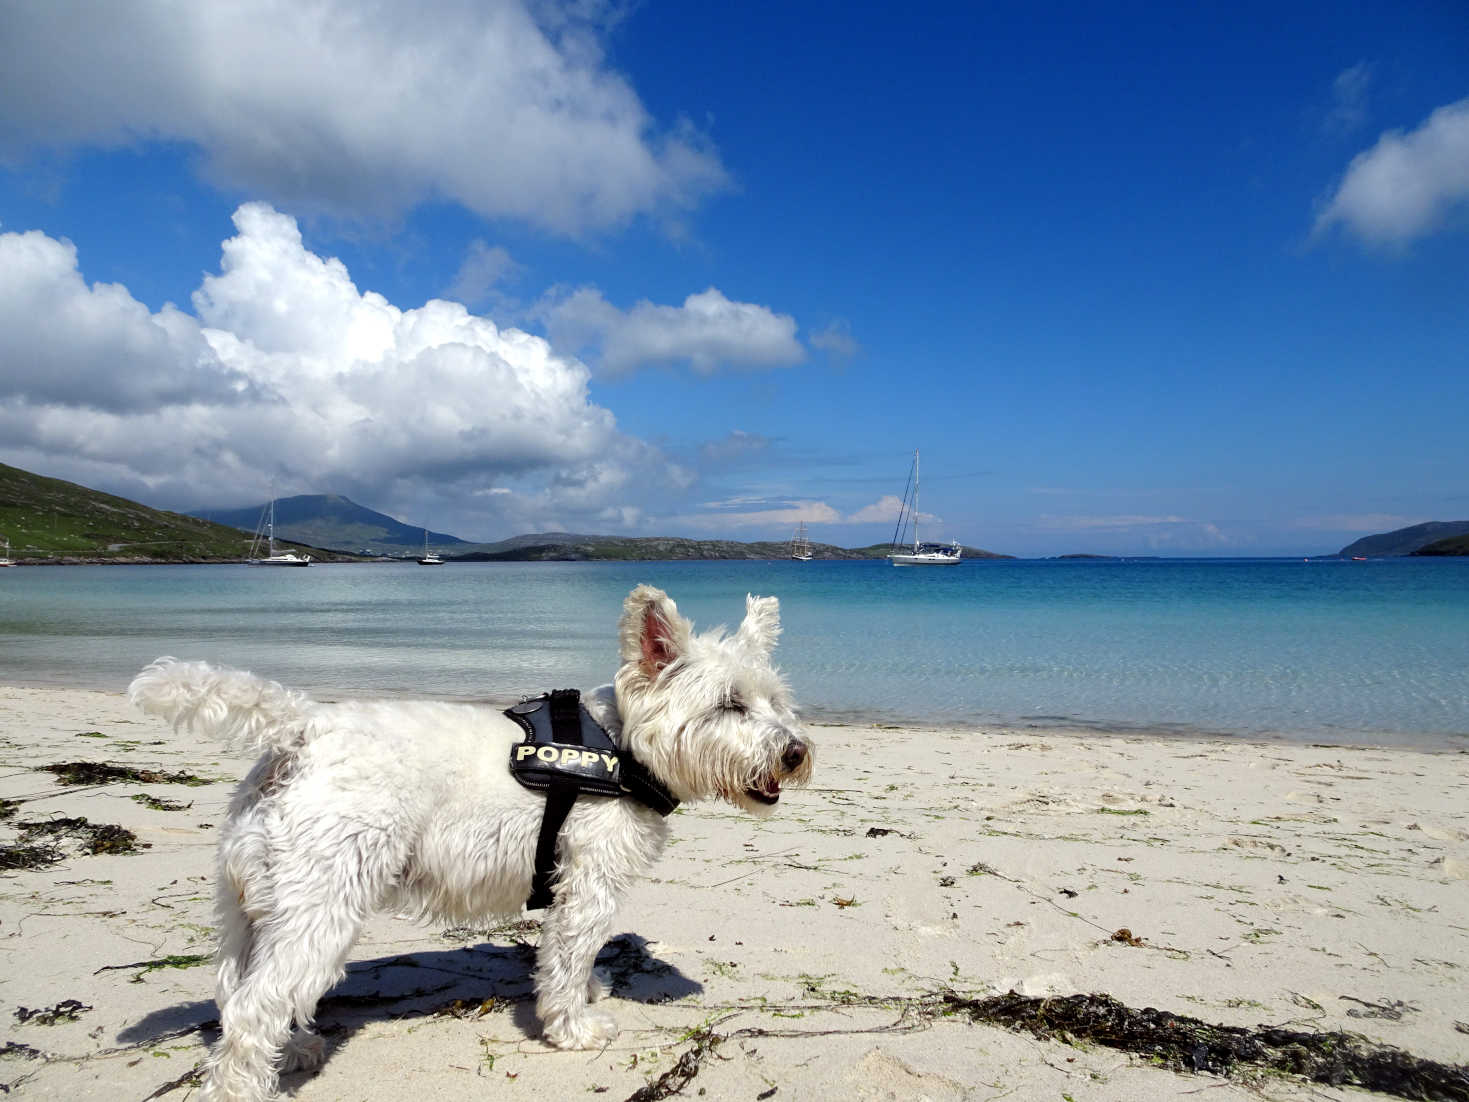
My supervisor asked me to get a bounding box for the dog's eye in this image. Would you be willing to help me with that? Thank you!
[722,696,747,714]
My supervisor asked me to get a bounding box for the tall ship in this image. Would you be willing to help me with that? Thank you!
[788,521,813,561]
[888,450,962,566]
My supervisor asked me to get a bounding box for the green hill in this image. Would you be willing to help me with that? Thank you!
[1412,533,1469,556]
[0,463,355,563]
[1338,520,1469,558]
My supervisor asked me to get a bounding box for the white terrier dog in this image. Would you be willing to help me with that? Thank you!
[128,585,812,1102]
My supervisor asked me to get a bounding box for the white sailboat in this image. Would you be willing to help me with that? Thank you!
[0,537,15,567]
[888,450,962,566]
[417,527,444,565]
[248,498,313,566]
[788,521,813,561]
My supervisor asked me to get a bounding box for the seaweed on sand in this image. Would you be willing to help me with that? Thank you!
[944,991,1469,1101]
[94,953,211,980]
[38,761,211,787]
[14,1000,92,1026]
[6,816,149,860]
[643,988,1468,1102]
[0,840,64,871]
[624,1027,723,1102]
[130,793,193,812]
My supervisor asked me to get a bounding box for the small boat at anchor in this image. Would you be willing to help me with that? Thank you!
[248,498,312,566]
[888,450,962,566]
[417,528,444,565]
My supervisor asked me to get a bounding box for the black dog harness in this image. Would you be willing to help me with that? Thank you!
[505,689,678,910]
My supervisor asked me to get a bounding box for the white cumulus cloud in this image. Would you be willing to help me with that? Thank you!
[668,493,931,533]
[0,229,253,411]
[845,495,914,525]
[539,285,806,375]
[678,500,843,531]
[0,203,687,536]
[0,0,727,234]
[1315,97,1469,245]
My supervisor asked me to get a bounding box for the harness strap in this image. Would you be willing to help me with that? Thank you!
[527,690,584,911]
[620,757,680,816]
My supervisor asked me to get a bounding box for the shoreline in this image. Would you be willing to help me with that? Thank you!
[2,674,1464,753]
[3,683,1467,1100]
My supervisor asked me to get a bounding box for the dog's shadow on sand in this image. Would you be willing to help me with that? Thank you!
[118,932,701,1089]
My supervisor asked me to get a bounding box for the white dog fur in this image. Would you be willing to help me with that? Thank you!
[128,584,812,1102]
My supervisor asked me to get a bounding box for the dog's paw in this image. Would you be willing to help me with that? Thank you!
[543,1008,617,1050]
[586,967,612,1003]
[281,1029,326,1072]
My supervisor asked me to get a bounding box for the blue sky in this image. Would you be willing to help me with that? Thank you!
[1,2,1466,556]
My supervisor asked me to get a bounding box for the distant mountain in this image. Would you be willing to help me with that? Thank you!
[456,536,1012,562]
[193,494,468,553]
[459,535,870,561]
[188,498,1016,560]
[0,463,351,563]
[1337,521,1469,558]
[1413,533,1469,556]
[3,466,1016,563]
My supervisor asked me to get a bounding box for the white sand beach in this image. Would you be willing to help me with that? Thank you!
[2,683,1467,1100]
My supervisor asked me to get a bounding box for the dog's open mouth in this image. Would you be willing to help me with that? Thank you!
[746,778,781,805]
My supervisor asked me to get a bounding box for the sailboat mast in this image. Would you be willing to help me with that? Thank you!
[913,449,920,551]
[268,499,276,555]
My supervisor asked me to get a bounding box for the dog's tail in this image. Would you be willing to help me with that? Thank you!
[128,657,315,755]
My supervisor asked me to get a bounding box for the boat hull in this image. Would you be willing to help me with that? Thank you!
[889,554,962,566]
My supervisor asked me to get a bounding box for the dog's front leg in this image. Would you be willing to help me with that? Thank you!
[534,864,621,1049]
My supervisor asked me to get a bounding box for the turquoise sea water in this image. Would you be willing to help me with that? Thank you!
[2,558,1466,747]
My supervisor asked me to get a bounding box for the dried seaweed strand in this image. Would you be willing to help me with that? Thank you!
[946,991,1469,1101]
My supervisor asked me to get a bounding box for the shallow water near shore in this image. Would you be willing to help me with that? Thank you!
[1,557,1466,746]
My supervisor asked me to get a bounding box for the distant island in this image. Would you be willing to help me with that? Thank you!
[5,460,1465,563]
[1,464,1009,563]
[1337,520,1469,559]
[190,491,1012,561]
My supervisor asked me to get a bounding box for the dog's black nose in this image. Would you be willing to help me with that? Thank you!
[781,740,808,772]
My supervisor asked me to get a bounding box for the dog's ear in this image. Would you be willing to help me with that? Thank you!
[620,585,690,676]
[736,594,781,655]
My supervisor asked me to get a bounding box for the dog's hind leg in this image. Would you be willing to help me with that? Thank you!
[213,803,270,1013]
[204,902,347,1102]
[212,870,254,1011]
[201,833,400,1102]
